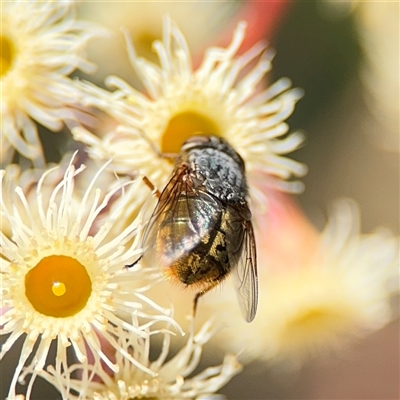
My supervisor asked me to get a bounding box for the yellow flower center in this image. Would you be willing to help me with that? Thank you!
[281,305,348,346]
[25,255,92,318]
[161,111,220,154]
[0,35,15,77]
[290,308,335,332]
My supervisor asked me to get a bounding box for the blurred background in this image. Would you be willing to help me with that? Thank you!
[2,1,398,399]
[213,2,399,398]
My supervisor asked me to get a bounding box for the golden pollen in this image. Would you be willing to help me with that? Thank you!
[161,111,220,154]
[52,281,67,297]
[25,255,92,317]
[0,35,15,77]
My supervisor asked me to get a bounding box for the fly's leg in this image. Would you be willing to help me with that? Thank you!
[125,255,142,269]
[142,176,161,199]
[125,175,159,269]
[192,281,220,317]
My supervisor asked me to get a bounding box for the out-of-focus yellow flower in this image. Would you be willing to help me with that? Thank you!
[35,320,241,400]
[322,1,399,153]
[76,0,241,85]
[0,0,103,166]
[203,196,398,367]
[141,187,399,367]
[0,155,178,399]
[356,2,399,153]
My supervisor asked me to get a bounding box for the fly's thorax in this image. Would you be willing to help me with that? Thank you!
[181,135,245,170]
[178,147,248,204]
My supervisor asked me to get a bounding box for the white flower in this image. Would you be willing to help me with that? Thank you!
[0,154,77,239]
[0,0,103,166]
[73,17,306,195]
[0,154,178,399]
[76,1,240,85]
[36,320,242,400]
[203,199,399,367]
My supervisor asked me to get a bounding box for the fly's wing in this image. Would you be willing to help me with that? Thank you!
[228,205,258,323]
[141,165,222,268]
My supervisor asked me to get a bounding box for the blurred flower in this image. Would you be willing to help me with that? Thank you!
[356,2,399,153]
[0,155,178,399]
[76,0,241,85]
[200,197,399,367]
[0,0,103,167]
[36,320,242,400]
[73,17,306,197]
[321,1,399,153]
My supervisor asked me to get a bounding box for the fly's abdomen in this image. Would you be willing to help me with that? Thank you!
[155,192,230,287]
[165,225,231,288]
